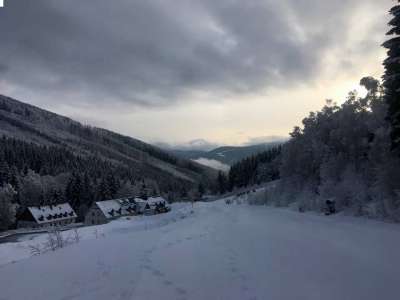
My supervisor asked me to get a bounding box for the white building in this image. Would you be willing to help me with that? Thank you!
[84,196,170,225]
[18,203,77,229]
[84,197,137,225]
[136,196,169,215]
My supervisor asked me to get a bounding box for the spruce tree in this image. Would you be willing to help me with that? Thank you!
[383,2,400,151]
[198,183,205,198]
[217,171,228,194]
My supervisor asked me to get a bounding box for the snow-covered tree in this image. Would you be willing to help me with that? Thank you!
[383,2,400,151]
[18,170,44,207]
[115,180,137,198]
[217,171,228,194]
[0,184,17,230]
[272,78,400,220]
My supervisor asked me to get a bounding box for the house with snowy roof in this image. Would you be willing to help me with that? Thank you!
[84,197,138,225]
[136,196,169,215]
[17,203,77,229]
[85,196,170,225]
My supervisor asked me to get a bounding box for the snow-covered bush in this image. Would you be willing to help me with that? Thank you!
[29,228,81,256]
[46,229,66,251]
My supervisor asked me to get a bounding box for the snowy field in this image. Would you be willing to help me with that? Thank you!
[0,200,400,300]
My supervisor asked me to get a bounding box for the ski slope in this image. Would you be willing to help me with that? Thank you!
[0,200,399,300]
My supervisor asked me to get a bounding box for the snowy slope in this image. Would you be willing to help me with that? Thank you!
[1,201,400,300]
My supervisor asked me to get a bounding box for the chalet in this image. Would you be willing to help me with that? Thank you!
[84,197,137,225]
[17,203,77,229]
[134,198,149,213]
[84,196,170,225]
[138,196,169,215]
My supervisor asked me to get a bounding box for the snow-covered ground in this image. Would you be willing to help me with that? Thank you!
[0,200,400,300]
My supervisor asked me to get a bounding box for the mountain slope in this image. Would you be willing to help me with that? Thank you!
[0,95,216,188]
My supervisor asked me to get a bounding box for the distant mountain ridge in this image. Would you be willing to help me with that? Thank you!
[170,142,285,167]
[0,95,215,188]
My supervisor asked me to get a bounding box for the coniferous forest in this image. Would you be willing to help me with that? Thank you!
[0,95,215,230]
[225,78,400,220]
[0,134,208,228]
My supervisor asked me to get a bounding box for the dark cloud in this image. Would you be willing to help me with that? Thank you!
[0,0,389,107]
[0,63,7,73]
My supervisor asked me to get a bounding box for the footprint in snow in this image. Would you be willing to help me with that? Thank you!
[163,280,173,286]
[175,287,187,295]
[238,274,247,281]
[241,285,250,292]
[152,269,165,277]
[118,290,133,299]
[141,264,152,271]
[141,256,152,264]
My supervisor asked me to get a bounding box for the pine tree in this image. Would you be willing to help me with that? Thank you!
[383,2,400,151]
[0,158,10,186]
[98,176,110,201]
[198,183,205,198]
[65,173,82,209]
[81,172,93,205]
[139,182,148,200]
[106,173,119,198]
[217,171,228,194]
[0,184,17,230]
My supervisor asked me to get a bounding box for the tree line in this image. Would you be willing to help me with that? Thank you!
[216,146,281,194]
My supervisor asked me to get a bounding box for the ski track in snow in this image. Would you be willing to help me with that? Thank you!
[1,200,400,300]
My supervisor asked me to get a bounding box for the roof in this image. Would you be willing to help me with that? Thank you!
[147,196,168,205]
[134,198,148,203]
[94,197,167,218]
[134,197,168,207]
[28,203,77,224]
[95,198,137,219]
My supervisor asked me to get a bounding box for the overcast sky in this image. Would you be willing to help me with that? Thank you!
[0,0,392,147]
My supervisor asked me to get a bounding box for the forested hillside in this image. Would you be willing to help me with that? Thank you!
[273,77,400,218]
[0,96,216,229]
[172,142,284,166]
[229,77,399,221]
[216,146,281,194]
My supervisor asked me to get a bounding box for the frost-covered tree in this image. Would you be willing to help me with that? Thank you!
[217,171,228,194]
[198,183,205,198]
[115,180,137,198]
[272,78,400,220]
[0,184,17,230]
[383,2,400,151]
[228,146,281,190]
[18,170,44,207]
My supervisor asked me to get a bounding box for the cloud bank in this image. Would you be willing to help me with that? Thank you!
[0,0,389,108]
